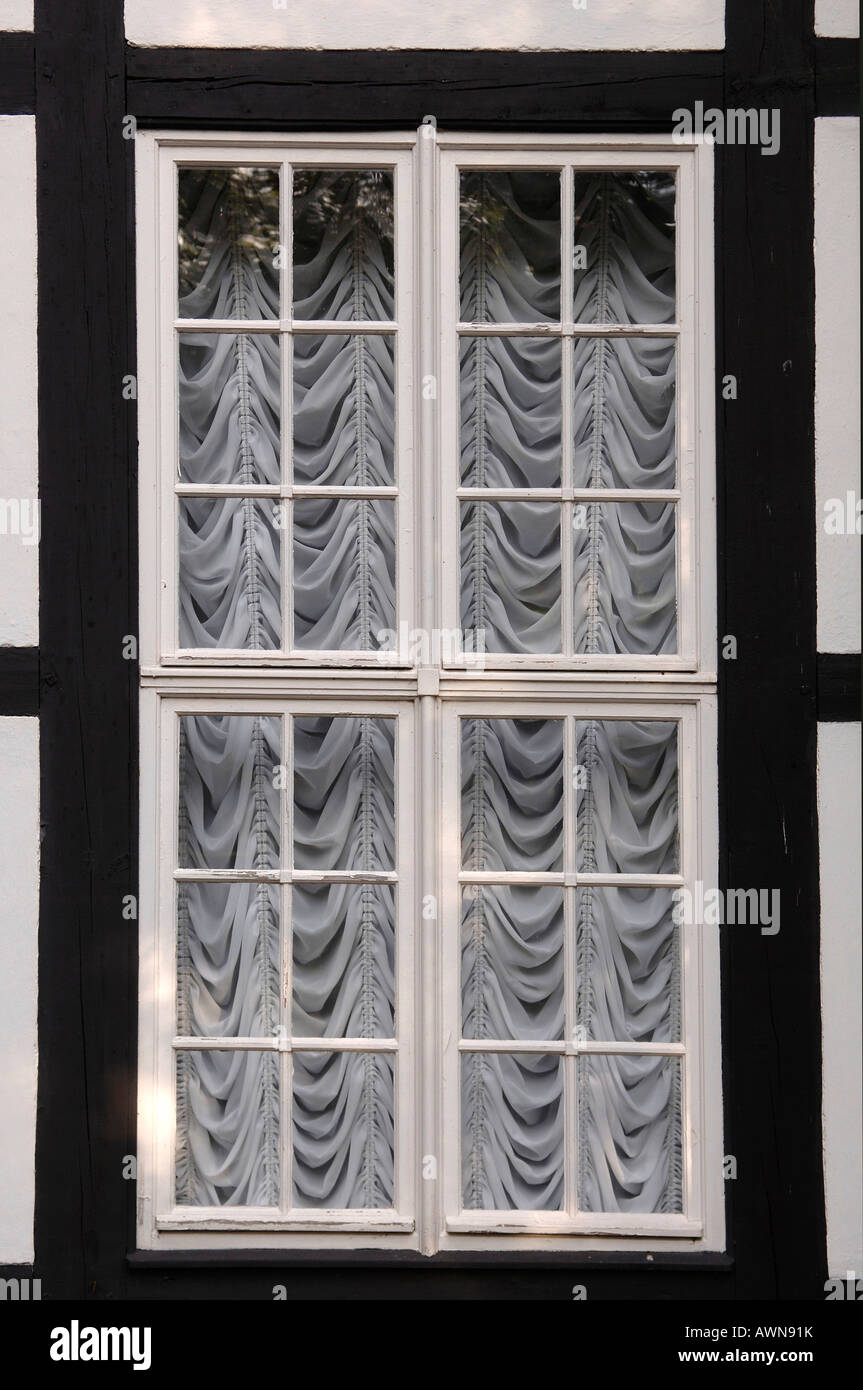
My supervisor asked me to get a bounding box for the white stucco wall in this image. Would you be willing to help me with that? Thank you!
[0,718,38,1266]
[125,0,725,50]
[0,1,32,31]
[0,115,38,647]
[815,0,860,38]
[815,117,861,653]
[818,723,863,1278]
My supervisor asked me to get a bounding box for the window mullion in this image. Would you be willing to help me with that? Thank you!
[417,120,441,1256]
[563,713,577,1217]
[561,164,574,661]
[280,711,292,1216]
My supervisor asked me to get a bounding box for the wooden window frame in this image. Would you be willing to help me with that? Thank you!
[135,128,722,1255]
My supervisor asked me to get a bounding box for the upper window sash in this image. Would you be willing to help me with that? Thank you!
[437,142,713,673]
[139,138,416,668]
[137,132,715,677]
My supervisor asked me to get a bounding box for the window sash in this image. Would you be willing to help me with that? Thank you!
[139,133,714,674]
[439,697,716,1239]
[152,142,417,665]
[141,694,417,1234]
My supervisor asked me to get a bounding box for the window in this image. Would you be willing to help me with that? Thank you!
[137,130,721,1253]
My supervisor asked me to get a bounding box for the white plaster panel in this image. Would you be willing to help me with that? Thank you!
[818,722,863,1279]
[0,115,38,646]
[0,1,32,31]
[815,118,861,653]
[125,0,725,50]
[816,0,860,38]
[0,718,38,1266]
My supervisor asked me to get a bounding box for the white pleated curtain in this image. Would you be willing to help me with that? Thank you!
[174,164,681,1214]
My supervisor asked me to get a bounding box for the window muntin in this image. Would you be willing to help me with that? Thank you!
[137,131,720,1255]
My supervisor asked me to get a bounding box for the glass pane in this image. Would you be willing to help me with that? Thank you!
[292,883,395,1038]
[179,332,281,486]
[460,336,561,488]
[572,337,676,490]
[293,169,394,321]
[572,500,676,654]
[461,499,561,654]
[575,719,679,875]
[178,167,279,320]
[462,885,564,1041]
[576,887,679,1043]
[293,497,395,651]
[293,333,395,487]
[179,497,281,649]
[175,1050,280,1206]
[179,714,281,870]
[461,717,564,873]
[578,1054,682,1213]
[461,1052,564,1210]
[177,883,280,1038]
[292,1052,395,1208]
[460,171,561,322]
[293,715,395,872]
[573,171,676,325]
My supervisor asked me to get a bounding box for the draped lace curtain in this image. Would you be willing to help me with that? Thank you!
[173,162,683,1216]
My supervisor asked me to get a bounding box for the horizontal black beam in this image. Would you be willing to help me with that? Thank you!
[0,647,39,715]
[0,32,35,113]
[126,47,724,130]
[128,1248,735,1272]
[815,37,860,116]
[817,651,862,720]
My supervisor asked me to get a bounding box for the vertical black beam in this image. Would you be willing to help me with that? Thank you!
[814,37,860,116]
[0,33,36,113]
[719,0,826,1296]
[35,0,135,1298]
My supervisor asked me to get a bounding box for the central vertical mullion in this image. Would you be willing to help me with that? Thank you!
[563,712,577,1217]
[166,153,180,661]
[280,709,293,1215]
[560,162,574,660]
[417,125,440,1255]
[284,160,295,657]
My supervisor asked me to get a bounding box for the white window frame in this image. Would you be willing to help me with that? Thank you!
[136,129,722,1255]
